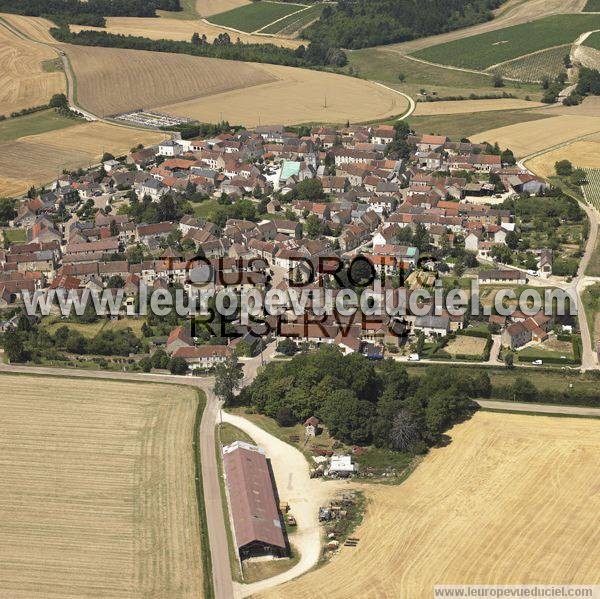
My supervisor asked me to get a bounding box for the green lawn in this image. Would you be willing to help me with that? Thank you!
[583,0,600,12]
[413,14,600,70]
[208,1,306,33]
[41,58,62,73]
[0,109,81,143]
[3,228,27,244]
[584,31,600,50]
[192,198,221,219]
[407,108,553,139]
[217,422,255,446]
[259,3,323,35]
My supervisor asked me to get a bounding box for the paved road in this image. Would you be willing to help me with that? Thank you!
[477,399,600,417]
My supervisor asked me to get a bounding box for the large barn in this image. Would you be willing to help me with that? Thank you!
[222,441,287,560]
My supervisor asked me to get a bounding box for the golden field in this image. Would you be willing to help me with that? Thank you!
[195,0,250,17]
[0,13,57,44]
[62,43,406,126]
[0,374,203,598]
[64,44,277,117]
[71,16,302,48]
[413,98,544,116]
[260,412,600,599]
[526,138,600,177]
[0,122,164,196]
[472,114,600,157]
[158,64,408,126]
[0,20,64,116]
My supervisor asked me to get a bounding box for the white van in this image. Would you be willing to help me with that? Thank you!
[532,359,543,365]
[408,354,420,362]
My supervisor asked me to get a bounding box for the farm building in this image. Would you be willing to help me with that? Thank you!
[222,441,287,560]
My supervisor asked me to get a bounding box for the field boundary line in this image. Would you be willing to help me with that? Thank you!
[371,81,416,120]
[254,4,313,34]
[485,42,573,71]
[193,389,216,599]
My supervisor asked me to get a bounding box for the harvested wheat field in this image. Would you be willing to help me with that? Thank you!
[64,44,278,116]
[158,65,407,126]
[0,122,164,196]
[196,0,250,17]
[472,114,600,157]
[534,95,600,116]
[0,13,58,44]
[260,412,600,599]
[71,15,302,48]
[413,98,544,116]
[0,21,64,116]
[526,139,600,177]
[0,374,203,598]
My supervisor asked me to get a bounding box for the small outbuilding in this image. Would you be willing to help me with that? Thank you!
[304,416,320,437]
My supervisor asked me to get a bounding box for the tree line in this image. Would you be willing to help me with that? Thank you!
[0,0,180,26]
[236,345,483,451]
[50,27,346,68]
[302,0,505,49]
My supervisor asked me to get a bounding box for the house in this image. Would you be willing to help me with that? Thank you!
[501,321,531,349]
[166,325,194,354]
[158,140,183,157]
[479,269,527,285]
[413,315,450,337]
[222,441,287,560]
[172,344,232,368]
[304,416,320,437]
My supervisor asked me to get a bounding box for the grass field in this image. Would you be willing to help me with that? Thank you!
[0,20,64,116]
[43,317,146,339]
[0,109,81,143]
[472,114,600,157]
[584,0,600,11]
[2,228,27,244]
[583,168,600,212]
[208,1,305,32]
[412,14,600,70]
[491,44,571,82]
[407,108,552,140]
[0,374,203,598]
[584,30,600,49]
[0,122,164,197]
[259,3,323,35]
[259,412,600,599]
[345,48,542,100]
[195,0,250,17]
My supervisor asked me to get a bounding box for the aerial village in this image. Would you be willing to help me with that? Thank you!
[0,122,584,371]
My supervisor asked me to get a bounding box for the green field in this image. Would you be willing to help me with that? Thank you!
[345,48,542,99]
[584,31,600,50]
[208,1,306,33]
[0,109,81,143]
[584,0,600,11]
[492,45,571,82]
[413,14,600,70]
[259,3,323,34]
[3,228,27,244]
[157,0,199,19]
[407,108,552,139]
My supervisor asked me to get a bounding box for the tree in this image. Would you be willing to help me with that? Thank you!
[412,223,430,251]
[570,168,587,186]
[276,406,296,427]
[555,160,573,177]
[3,328,27,362]
[169,356,189,375]
[305,214,324,239]
[49,93,68,108]
[138,356,153,372]
[277,338,298,356]
[389,409,421,452]
[505,230,519,250]
[0,197,17,226]
[397,72,406,82]
[213,354,243,405]
[151,348,170,369]
[101,152,115,162]
[106,275,125,288]
[294,178,324,201]
[492,73,505,88]
[504,351,514,369]
[191,32,200,46]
